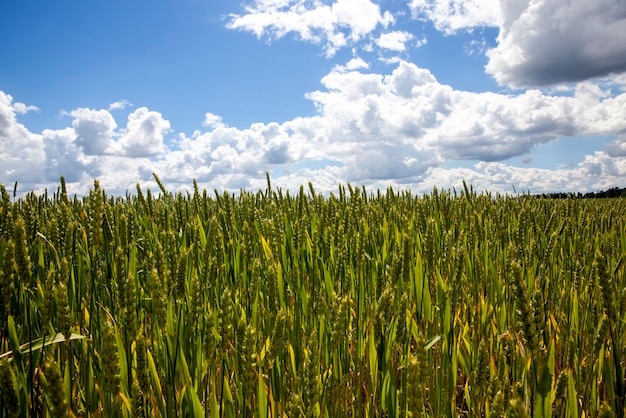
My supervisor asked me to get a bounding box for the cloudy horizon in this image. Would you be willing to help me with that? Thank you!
[2,0,626,197]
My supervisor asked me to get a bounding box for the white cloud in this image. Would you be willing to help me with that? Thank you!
[42,128,96,182]
[203,112,227,129]
[410,0,626,88]
[3,57,626,196]
[414,36,427,48]
[409,0,501,33]
[416,154,626,195]
[605,135,626,157]
[108,99,133,111]
[486,0,626,87]
[117,107,170,157]
[331,0,394,37]
[346,144,438,181]
[464,38,487,55]
[579,151,620,177]
[68,108,118,155]
[344,57,370,71]
[431,83,626,160]
[377,31,414,51]
[259,122,293,164]
[159,119,299,191]
[13,102,39,114]
[385,60,437,97]
[296,61,626,183]
[227,0,394,56]
[0,100,175,194]
[0,92,45,183]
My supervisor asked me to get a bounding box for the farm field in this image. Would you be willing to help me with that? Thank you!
[0,176,625,417]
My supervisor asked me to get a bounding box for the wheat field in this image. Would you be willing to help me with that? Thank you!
[0,175,625,417]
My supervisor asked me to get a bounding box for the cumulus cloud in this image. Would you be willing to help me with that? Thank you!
[108,99,132,111]
[2,57,626,196]
[13,102,40,114]
[0,92,45,183]
[579,151,620,177]
[414,36,427,48]
[337,57,370,72]
[203,112,227,129]
[117,108,170,157]
[297,62,626,178]
[605,135,626,157]
[377,31,414,51]
[277,151,626,195]
[42,128,96,182]
[486,0,626,87]
[260,123,293,164]
[347,144,438,181]
[227,0,394,56]
[154,120,299,193]
[432,82,626,160]
[0,95,177,194]
[68,108,118,155]
[410,0,626,88]
[409,0,501,33]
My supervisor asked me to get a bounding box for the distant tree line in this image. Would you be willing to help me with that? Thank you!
[535,186,626,199]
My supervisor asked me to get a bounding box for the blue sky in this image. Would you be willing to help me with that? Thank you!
[1,0,626,196]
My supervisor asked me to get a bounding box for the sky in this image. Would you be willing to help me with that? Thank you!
[1,0,626,197]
